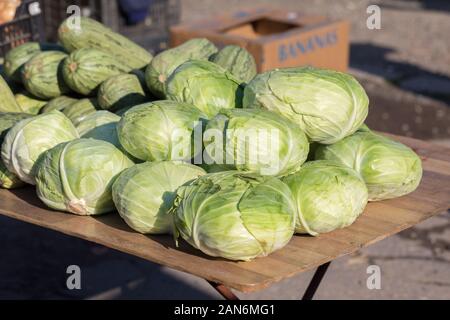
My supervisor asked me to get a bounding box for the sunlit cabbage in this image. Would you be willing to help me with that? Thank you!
[283,160,368,235]
[315,129,423,201]
[0,112,32,188]
[1,111,79,184]
[35,138,133,215]
[113,161,206,234]
[117,100,207,162]
[243,67,369,144]
[204,109,309,176]
[166,60,243,118]
[173,171,296,261]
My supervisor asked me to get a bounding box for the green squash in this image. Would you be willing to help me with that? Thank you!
[62,48,133,96]
[58,17,152,69]
[98,73,148,111]
[145,38,218,98]
[41,95,79,113]
[0,75,22,112]
[63,98,98,126]
[21,51,71,99]
[211,45,257,83]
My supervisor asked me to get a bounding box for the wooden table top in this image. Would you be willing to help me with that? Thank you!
[0,134,449,293]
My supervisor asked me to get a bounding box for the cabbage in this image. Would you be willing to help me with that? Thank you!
[243,67,369,144]
[113,161,206,234]
[173,171,295,261]
[315,129,422,201]
[117,100,207,162]
[0,112,33,188]
[35,138,133,215]
[166,60,243,118]
[204,108,309,176]
[1,111,79,184]
[283,160,368,235]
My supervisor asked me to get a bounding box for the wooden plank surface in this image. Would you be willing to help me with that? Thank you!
[0,134,449,292]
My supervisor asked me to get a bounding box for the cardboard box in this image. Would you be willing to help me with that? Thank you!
[170,8,350,72]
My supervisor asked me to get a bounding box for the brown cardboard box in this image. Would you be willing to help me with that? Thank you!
[170,8,350,72]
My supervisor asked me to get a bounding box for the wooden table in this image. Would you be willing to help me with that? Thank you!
[0,134,449,299]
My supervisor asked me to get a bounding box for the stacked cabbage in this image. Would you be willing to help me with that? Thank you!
[204,108,309,176]
[243,67,369,144]
[1,111,79,184]
[0,112,32,188]
[35,139,133,215]
[0,37,424,262]
[315,127,423,201]
[173,171,296,261]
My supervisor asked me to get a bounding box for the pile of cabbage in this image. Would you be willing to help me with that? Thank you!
[0,38,423,261]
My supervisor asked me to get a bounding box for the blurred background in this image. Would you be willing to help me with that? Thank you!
[0,0,449,299]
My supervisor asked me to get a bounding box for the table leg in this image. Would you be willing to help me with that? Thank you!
[207,281,240,300]
[301,261,331,300]
[206,260,332,300]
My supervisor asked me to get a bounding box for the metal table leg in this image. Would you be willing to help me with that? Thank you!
[301,261,331,300]
[207,281,240,300]
[206,261,332,300]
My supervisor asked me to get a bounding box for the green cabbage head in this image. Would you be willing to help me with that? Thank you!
[243,67,369,144]
[0,112,33,188]
[117,100,207,162]
[283,160,368,235]
[1,110,79,184]
[112,161,206,234]
[166,60,243,118]
[35,138,134,215]
[315,129,423,201]
[173,171,296,261]
[204,108,309,176]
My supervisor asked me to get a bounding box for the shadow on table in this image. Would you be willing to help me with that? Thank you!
[93,212,227,261]
[350,42,450,105]
[2,189,217,299]
[8,187,50,210]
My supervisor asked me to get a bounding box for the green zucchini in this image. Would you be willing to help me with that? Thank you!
[145,38,218,98]
[21,51,71,99]
[62,48,133,96]
[63,98,98,126]
[211,45,257,83]
[15,92,47,114]
[58,17,152,70]
[0,75,22,112]
[41,95,79,113]
[98,73,148,111]
[3,42,65,83]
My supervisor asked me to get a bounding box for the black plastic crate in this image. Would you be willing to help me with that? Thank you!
[42,0,181,54]
[0,0,45,58]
